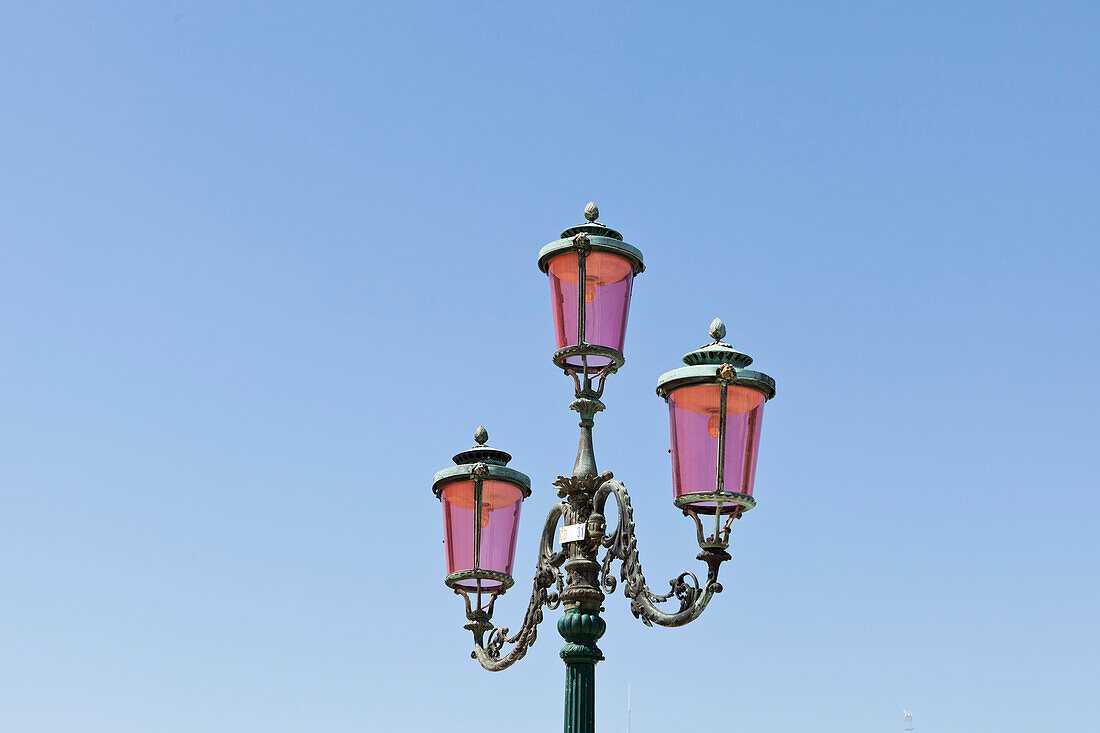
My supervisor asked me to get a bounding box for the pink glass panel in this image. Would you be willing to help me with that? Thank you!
[668,384,765,509]
[548,252,634,367]
[442,480,523,590]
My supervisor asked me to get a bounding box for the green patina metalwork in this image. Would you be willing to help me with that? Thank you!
[431,463,533,499]
[654,318,776,400]
[444,569,514,591]
[552,344,625,372]
[536,234,645,275]
[655,363,776,400]
[673,491,756,514]
[432,207,778,733]
[558,609,605,733]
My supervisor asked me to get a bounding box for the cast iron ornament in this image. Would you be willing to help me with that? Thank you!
[433,205,777,733]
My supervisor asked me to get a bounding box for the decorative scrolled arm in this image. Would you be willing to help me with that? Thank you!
[468,502,567,671]
[592,480,730,627]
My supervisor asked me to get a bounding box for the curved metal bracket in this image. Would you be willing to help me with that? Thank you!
[467,502,567,671]
[563,362,618,400]
[592,480,730,627]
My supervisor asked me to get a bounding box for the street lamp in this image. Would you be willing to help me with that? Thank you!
[431,204,777,733]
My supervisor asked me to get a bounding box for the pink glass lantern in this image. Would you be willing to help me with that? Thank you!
[656,319,775,546]
[668,384,765,509]
[432,427,531,594]
[441,479,523,590]
[538,203,644,372]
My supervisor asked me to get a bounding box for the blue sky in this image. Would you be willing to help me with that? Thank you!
[1,2,1097,732]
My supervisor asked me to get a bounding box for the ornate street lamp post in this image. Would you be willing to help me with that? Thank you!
[431,204,777,733]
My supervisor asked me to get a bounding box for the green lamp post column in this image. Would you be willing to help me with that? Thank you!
[558,608,605,731]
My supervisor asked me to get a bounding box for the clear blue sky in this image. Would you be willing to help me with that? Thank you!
[1,3,1097,732]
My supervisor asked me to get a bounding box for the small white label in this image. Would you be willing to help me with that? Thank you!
[559,523,587,543]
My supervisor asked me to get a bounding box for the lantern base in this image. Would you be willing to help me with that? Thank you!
[553,344,625,372]
[673,492,756,515]
[445,569,515,592]
[680,496,754,551]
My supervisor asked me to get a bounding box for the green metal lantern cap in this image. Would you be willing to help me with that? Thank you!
[433,426,533,500]
[681,317,754,368]
[656,318,776,400]
[560,200,623,240]
[451,425,511,466]
[537,202,645,274]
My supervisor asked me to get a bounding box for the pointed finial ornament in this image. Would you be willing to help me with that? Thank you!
[709,317,726,342]
[584,202,599,222]
[474,426,489,445]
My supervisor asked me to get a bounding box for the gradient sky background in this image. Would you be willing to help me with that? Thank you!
[2,3,1098,732]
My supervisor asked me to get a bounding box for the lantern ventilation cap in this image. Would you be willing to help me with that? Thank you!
[560,201,623,241]
[452,426,513,466]
[681,317,754,368]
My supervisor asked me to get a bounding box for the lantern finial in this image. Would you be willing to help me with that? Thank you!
[709,317,726,343]
[584,202,599,222]
[451,426,512,466]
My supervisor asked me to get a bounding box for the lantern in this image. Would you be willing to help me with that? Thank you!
[432,426,531,597]
[538,202,644,372]
[656,318,776,546]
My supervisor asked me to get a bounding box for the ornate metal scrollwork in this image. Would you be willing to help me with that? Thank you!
[468,502,567,671]
[461,471,731,672]
[553,471,613,500]
[593,479,730,627]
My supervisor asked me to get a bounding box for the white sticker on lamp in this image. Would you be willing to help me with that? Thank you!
[559,523,586,543]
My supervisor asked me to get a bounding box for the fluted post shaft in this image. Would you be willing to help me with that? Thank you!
[558,609,606,733]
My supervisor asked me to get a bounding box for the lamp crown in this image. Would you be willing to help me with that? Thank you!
[679,318,753,368]
[555,202,626,243]
[452,426,512,466]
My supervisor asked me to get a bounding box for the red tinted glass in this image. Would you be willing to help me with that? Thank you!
[548,252,634,367]
[442,480,523,589]
[668,385,765,509]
